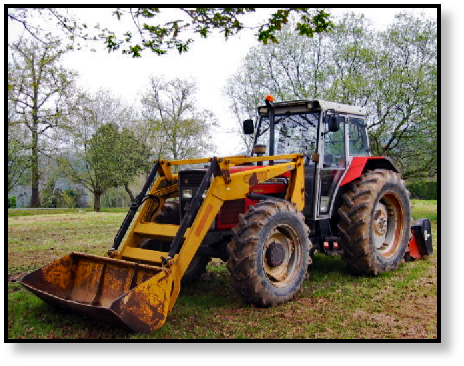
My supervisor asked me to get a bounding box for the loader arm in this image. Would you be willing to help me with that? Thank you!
[121,154,305,311]
[116,154,304,265]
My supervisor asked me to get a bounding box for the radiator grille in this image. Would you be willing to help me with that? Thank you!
[178,169,207,217]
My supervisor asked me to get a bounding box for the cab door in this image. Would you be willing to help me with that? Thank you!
[315,115,347,218]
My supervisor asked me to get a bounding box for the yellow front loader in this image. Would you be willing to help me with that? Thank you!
[21,154,306,333]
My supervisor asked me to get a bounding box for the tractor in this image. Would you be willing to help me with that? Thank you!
[20,97,433,332]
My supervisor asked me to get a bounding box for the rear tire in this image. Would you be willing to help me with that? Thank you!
[227,200,311,307]
[337,169,410,275]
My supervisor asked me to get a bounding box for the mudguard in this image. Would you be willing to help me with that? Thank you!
[340,156,398,187]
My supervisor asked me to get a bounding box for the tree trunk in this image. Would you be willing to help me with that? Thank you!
[30,126,40,207]
[124,182,135,204]
[94,189,102,212]
[30,161,40,207]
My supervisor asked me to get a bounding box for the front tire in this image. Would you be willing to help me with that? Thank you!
[227,200,311,307]
[337,169,411,275]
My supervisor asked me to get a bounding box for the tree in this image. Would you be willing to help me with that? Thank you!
[92,124,150,210]
[7,132,30,194]
[114,128,152,203]
[8,39,77,206]
[64,91,151,211]
[7,8,333,57]
[320,12,376,106]
[7,93,30,193]
[366,13,437,178]
[66,123,150,212]
[226,12,437,178]
[141,77,217,161]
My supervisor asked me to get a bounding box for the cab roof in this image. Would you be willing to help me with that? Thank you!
[258,99,366,116]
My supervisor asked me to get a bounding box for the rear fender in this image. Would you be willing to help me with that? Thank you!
[339,156,398,187]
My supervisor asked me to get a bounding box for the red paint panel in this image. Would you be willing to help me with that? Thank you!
[215,165,288,230]
[339,157,369,186]
[408,236,423,260]
[339,156,385,186]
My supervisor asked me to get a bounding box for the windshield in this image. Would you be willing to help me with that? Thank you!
[255,112,320,156]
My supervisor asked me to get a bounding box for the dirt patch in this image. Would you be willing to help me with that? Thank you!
[352,291,437,339]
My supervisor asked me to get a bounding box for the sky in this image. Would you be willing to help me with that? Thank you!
[7,7,438,157]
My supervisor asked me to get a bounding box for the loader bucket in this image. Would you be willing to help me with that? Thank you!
[20,252,174,333]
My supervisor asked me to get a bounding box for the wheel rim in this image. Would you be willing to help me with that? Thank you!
[262,224,302,288]
[372,192,405,258]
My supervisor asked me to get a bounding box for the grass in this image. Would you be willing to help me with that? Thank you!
[7,207,127,217]
[7,200,438,340]
[411,199,438,222]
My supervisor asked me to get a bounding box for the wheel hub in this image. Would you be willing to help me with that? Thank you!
[371,197,403,258]
[373,203,388,239]
[265,242,285,267]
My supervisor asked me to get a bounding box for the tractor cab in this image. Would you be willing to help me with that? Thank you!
[245,98,369,219]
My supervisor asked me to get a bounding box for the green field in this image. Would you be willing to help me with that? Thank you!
[7,200,438,339]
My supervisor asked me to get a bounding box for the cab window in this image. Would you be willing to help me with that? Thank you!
[349,117,369,156]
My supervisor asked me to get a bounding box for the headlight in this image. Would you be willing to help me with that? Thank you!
[182,189,193,199]
[320,196,330,212]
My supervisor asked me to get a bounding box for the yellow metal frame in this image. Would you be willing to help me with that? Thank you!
[110,153,305,313]
[21,154,306,333]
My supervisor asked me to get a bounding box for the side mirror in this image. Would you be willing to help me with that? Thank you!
[324,114,343,132]
[243,119,254,135]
